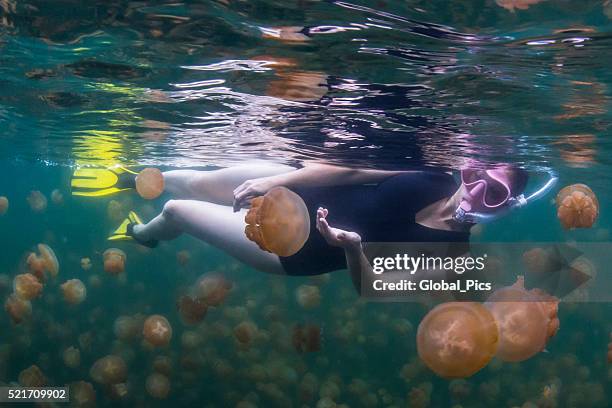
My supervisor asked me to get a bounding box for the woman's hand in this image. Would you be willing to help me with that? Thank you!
[316,207,362,252]
[233,177,277,212]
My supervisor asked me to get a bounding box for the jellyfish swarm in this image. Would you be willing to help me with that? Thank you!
[177,295,207,325]
[195,274,232,306]
[4,293,32,324]
[417,302,499,378]
[244,187,310,257]
[27,190,47,212]
[103,249,126,275]
[292,324,322,353]
[61,279,87,305]
[556,184,599,229]
[90,355,127,385]
[143,315,173,347]
[136,168,165,200]
[13,273,43,300]
[146,373,170,399]
[0,196,8,215]
[485,276,559,362]
[19,365,46,387]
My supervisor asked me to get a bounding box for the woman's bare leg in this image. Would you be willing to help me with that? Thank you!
[133,199,285,275]
[163,162,295,205]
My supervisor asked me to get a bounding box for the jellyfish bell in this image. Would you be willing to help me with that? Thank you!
[90,355,128,385]
[195,274,232,306]
[244,187,310,257]
[70,381,96,407]
[51,189,64,205]
[63,346,81,368]
[5,293,32,324]
[19,365,46,387]
[292,324,322,353]
[13,273,43,300]
[556,184,599,229]
[177,250,190,266]
[0,196,8,215]
[295,285,321,309]
[38,244,59,278]
[417,302,499,379]
[114,315,140,341]
[143,315,173,347]
[61,279,87,305]
[485,276,559,362]
[233,321,258,345]
[27,190,48,213]
[146,372,170,399]
[136,168,165,200]
[177,295,207,325]
[103,248,126,275]
[80,257,92,271]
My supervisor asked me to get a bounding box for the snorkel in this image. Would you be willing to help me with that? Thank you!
[453,168,558,224]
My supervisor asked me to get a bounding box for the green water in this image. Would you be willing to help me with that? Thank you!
[1,0,612,407]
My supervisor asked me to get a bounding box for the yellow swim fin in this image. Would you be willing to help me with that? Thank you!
[108,211,142,241]
[108,211,158,248]
[71,166,138,197]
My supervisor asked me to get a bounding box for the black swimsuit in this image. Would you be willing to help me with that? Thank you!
[279,171,470,276]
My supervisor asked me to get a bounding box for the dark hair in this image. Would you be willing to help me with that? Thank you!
[508,166,529,196]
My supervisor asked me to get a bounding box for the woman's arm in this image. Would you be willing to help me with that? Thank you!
[233,163,404,210]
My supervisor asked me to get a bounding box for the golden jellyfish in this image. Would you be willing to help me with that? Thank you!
[4,293,32,324]
[19,365,46,387]
[143,315,173,347]
[0,196,8,215]
[38,243,59,278]
[522,247,560,275]
[177,295,207,325]
[63,346,81,368]
[177,250,190,266]
[296,284,321,309]
[244,186,310,257]
[113,315,140,341]
[13,273,43,300]
[233,321,258,345]
[70,381,96,407]
[90,355,128,385]
[146,372,170,399]
[556,184,599,229]
[27,190,47,212]
[51,189,64,205]
[61,279,87,305]
[153,356,173,376]
[195,274,232,306]
[292,324,322,353]
[108,383,129,400]
[607,333,612,363]
[136,168,165,200]
[81,257,92,271]
[103,248,126,275]
[26,253,47,282]
[485,276,559,362]
[416,302,499,378]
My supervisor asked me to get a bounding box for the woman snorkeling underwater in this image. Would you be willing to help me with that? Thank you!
[72,162,556,289]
